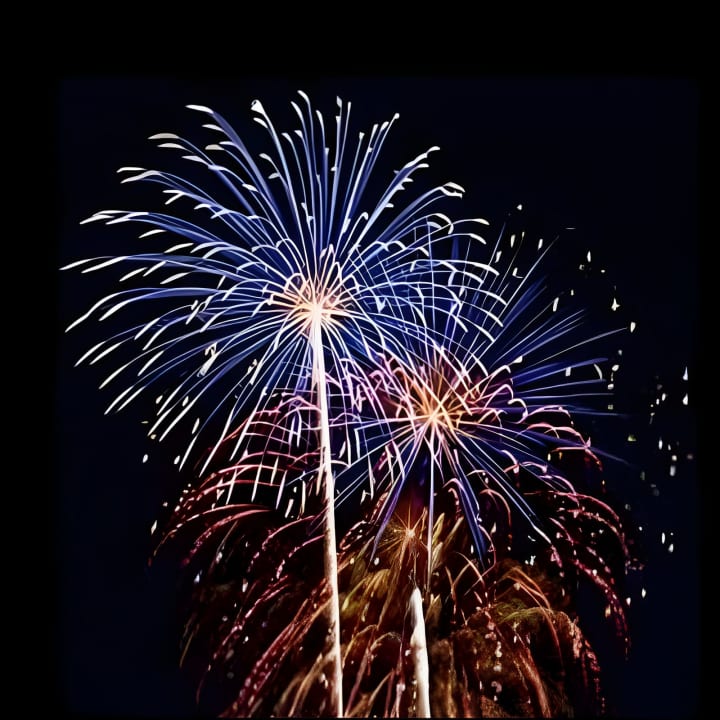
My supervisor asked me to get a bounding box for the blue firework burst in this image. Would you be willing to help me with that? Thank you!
[63,91,489,475]
[330,214,630,572]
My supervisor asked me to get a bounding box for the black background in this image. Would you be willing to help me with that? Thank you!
[54,76,700,718]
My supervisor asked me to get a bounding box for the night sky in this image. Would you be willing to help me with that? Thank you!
[54,76,700,718]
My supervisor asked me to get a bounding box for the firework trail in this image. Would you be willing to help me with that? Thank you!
[63,91,494,715]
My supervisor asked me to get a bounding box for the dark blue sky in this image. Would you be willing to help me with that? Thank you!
[54,76,700,718]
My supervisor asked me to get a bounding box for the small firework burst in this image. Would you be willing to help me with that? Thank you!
[161,477,619,717]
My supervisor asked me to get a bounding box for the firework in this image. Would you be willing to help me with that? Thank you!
[63,93,489,474]
[161,471,618,717]
[63,91,493,715]
[60,79,697,719]
[331,216,631,592]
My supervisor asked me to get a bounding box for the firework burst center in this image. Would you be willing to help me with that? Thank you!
[270,273,345,335]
